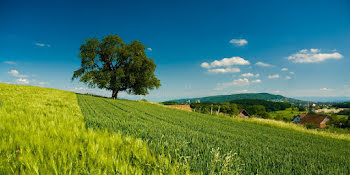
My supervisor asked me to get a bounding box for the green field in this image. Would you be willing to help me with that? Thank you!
[2,83,350,174]
[268,108,308,121]
[0,83,187,174]
[78,94,350,174]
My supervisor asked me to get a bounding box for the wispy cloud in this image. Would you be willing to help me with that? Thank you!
[208,67,241,74]
[4,61,17,65]
[287,48,343,63]
[268,74,279,79]
[8,70,28,78]
[147,48,152,51]
[289,72,295,75]
[201,56,250,69]
[15,78,29,84]
[281,68,288,71]
[286,76,292,80]
[35,42,51,47]
[216,78,249,90]
[256,61,273,67]
[320,87,332,91]
[241,73,260,77]
[252,79,262,83]
[229,39,248,46]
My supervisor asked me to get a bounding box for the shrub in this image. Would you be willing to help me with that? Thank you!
[305,123,317,129]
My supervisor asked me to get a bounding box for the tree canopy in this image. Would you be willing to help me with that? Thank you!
[72,35,161,99]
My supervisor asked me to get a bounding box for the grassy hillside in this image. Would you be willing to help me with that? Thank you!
[168,93,304,104]
[78,94,350,174]
[0,83,187,174]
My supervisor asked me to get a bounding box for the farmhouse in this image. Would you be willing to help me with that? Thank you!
[292,113,307,123]
[294,113,330,128]
[237,109,250,118]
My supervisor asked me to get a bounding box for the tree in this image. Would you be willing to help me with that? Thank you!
[72,35,161,99]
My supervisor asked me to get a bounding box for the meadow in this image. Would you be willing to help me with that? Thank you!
[268,107,308,121]
[78,94,350,174]
[0,83,187,174]
[2,83,350,174]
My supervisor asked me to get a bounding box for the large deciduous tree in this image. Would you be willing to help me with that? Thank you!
[72,35,161,99]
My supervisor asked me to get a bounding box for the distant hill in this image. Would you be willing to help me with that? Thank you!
[166,93,305,104]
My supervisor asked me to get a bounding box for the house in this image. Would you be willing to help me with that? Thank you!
[292,113,307,123]
[237,109,250,118]
[295,113,330,128]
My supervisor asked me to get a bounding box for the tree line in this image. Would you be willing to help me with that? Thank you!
[188,99,290,118]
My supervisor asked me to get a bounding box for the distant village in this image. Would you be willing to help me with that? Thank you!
[164,99,350,130]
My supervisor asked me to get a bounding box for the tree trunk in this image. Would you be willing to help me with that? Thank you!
[112,89,119,99]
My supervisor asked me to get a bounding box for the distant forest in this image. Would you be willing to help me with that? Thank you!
[333,102,350,108]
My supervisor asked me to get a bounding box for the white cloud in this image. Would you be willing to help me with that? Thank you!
[281,68,288,71]
[320,88,332,91]
[201,56,250,69]
[241,73,260,77]
[289,72,295,75]
[268,74,280,79]
[200,62,210,68]
[8,70,28,78]
[229,39,248,46]
[4,61,16,65]
[241,73,254,77]
[216,78,249,90]
[256,61,273,67]
[286,76,292,80]
[15,78,29,84]
[35,42,51,47]
[252,79,262,83]
[208,67,241,74]
[287,48,343,63]
[147,48,152,51]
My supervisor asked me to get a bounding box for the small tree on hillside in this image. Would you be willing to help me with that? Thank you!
[72,35,161,99]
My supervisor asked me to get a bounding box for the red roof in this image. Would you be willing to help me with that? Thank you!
[299,114,329,127]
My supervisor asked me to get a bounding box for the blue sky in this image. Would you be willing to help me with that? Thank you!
[1,0,349,101]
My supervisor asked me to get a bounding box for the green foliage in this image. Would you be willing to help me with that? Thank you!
[298,106,306,111]
[333,102,350,108]
[78,94,350,174]
[305,123,317,129]
[0,83,186,174]
[330,114,349,128]
[162,101,182,105]
[337,110,350,115]
[269,108,307,121]
[190,102,239,116]
[231,99,291,112]
[72,35,161,98]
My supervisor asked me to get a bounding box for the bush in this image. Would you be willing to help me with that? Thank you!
[305,123,317,129]
[298,106,306,111]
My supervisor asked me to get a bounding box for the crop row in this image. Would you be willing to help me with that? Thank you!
[78,95,350,174]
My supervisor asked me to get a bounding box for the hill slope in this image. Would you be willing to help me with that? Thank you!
[168,93,304,104]
[78,94,350,174]
[0,83,186,174]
